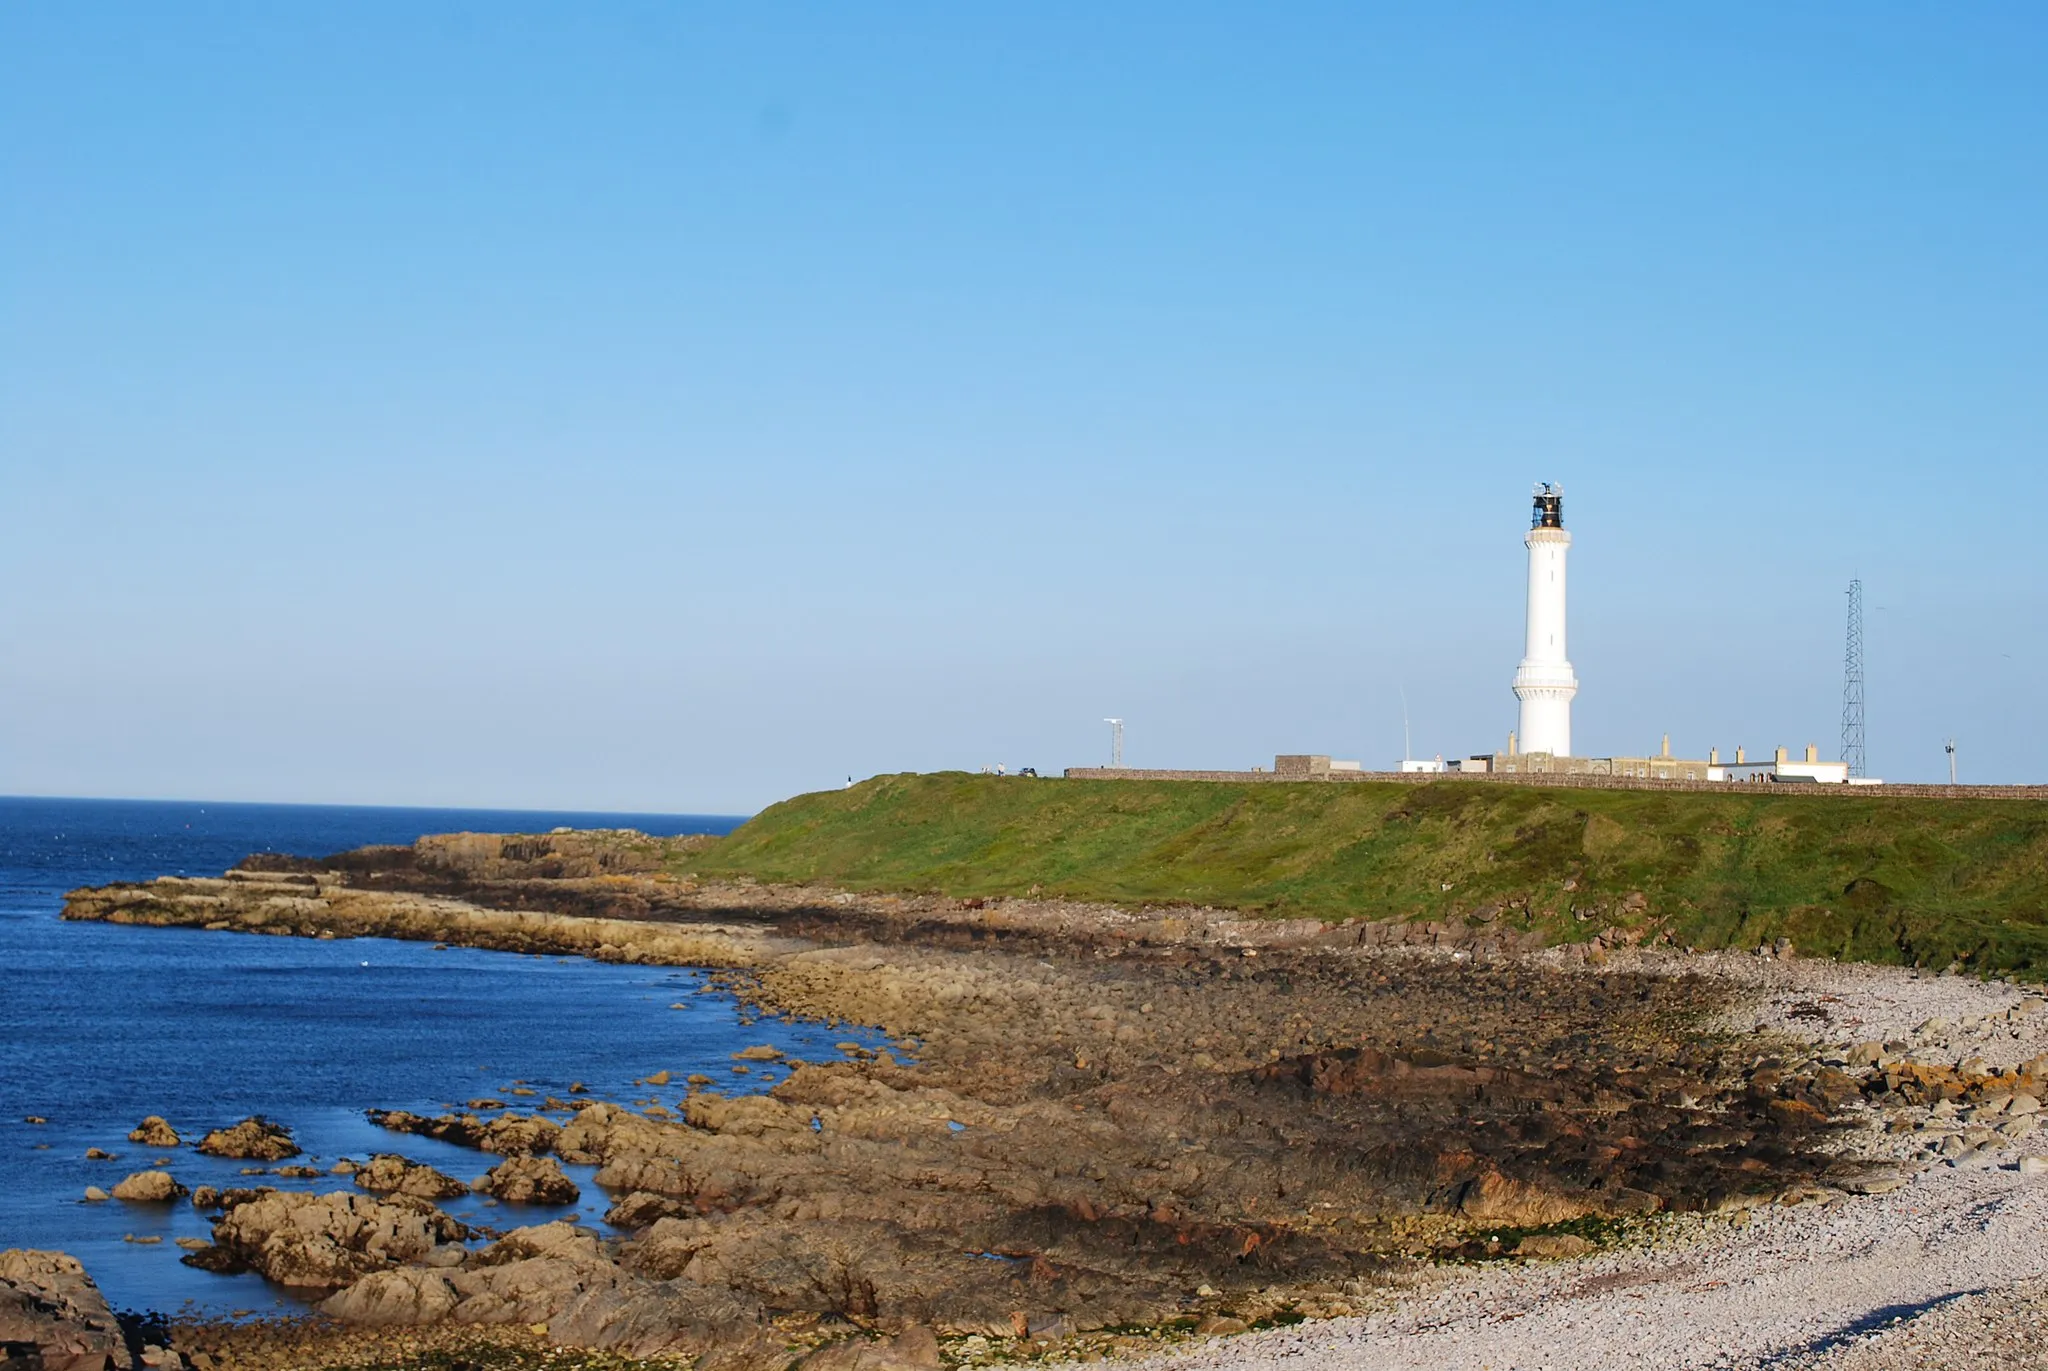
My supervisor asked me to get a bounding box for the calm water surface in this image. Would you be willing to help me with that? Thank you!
[0,796,877,1315]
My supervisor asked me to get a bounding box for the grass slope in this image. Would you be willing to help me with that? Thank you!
[690,773,2048,974]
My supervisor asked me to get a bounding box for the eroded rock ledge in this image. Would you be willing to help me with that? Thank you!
[59,831,2008,1366]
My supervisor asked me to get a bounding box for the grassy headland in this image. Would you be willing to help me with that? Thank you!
[690,773,2048,973]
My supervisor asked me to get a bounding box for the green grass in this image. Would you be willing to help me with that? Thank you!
[688,773,2048,975]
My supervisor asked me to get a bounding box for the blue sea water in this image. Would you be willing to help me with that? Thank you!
[0,796,875,1317]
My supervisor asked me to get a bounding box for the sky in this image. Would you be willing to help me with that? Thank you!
[3,3,2044,813]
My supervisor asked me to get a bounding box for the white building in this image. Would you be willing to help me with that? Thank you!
[1512,483,1578,756]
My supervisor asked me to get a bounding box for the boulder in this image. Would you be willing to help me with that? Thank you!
[353,1154,469,1200]
[318,1266,460,1326]
[128,1116,181,1148]
[199,1190,466,1290]
[196,1117,299,1161]
[477,1222,604,1266]
[605,1191,687,1230]
[476,1155,580,1205]
[1515,1232,1595,1259]
[0,1249,134,1371]
[112,1170,188,1203]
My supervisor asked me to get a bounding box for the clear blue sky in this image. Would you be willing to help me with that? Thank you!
[4,3,2043,812]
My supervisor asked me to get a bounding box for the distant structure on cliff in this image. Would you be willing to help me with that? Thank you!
[1070,482,1880,788]
[1512,483,1578,758]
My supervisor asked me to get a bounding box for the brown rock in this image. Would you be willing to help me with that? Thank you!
[367,1108,560,1156]
[1766,1098,1829,1132]
[1515,1232,1595,1259]
[196,1116,299,1161]
[797,1326,943,1370]
[318,1266,460,1325]
[604,1191,687,1229]
[0,1249,134,1371]
[476,1154,580,1205]
[128,1116,182,1148]
[112,1170,188,1203]
[353,1154,469,1200]
[200,1190,465,1289]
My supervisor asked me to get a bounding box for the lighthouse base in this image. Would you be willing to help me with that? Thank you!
[1513,665,1578,758]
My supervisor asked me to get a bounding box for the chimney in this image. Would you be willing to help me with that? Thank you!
[1776,746,1788,766]
[1661,734,1671,758]
[1710,746,1720,765]
[1806,743,1819,764]
[1736,746,1746,765]
[1508,730,1518,757]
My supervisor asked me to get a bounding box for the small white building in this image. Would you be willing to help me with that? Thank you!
[1710,744,1876,785]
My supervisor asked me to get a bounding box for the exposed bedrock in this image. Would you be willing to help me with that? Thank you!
[67,832,1928,1348]
[0,1249,133,1371]
[474,1154,580,1204]
[319,1222,780,1366]
[182,1190,468,1290]
[365,1108,560,1156]
[194,1116,298,1162]
[352,1153,469,1201]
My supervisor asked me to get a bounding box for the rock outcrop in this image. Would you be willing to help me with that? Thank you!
[195,1116,298,1161]
[0,1249,133,1371]
[110,1170,187,1203]
[796,1326,943,1371]
[63,828,1936,1350]
[320,1222,776,1364]
[127,1116,181,1148]
[352,1154,469,1201]
[474,1155,579,1205]
[187,1190,466,1290]
[366,1109,559,1156]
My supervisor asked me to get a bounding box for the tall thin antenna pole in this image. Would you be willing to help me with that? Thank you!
[1399,685,1412,764]
[1841,579,1866,778]
[1945,738,1957,786]
[1103,718,1124,770]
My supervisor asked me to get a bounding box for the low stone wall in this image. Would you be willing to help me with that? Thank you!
[1061,767,2048,802]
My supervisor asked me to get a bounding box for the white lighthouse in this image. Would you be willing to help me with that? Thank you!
[1512,483,1578,756]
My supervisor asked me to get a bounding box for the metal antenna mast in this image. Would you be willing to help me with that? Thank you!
[1945,738,1957,786]
[1841,579,1866,778]
[1103,718,1124,770]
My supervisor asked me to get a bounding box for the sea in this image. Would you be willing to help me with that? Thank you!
[0,795,881,1318]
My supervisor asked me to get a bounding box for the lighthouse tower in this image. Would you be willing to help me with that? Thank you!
[1513,483,1578,756]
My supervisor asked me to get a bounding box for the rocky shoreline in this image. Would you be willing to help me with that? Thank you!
[29,831,2048,1369]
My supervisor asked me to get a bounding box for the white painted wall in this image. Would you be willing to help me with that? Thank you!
[1513,526,1578,755]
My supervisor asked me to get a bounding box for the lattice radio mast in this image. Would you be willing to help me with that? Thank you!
[1841,579,1866,778]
